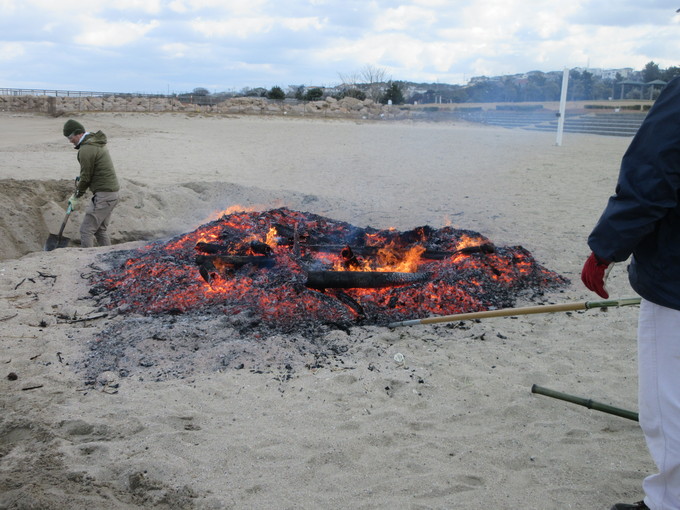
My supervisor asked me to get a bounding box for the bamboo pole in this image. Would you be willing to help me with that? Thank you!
[531,384,638,422]
[387,297,641,328]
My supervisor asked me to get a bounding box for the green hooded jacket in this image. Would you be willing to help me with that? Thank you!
[75,130,120,196]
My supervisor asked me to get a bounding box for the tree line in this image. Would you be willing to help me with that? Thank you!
[185,61,679,106]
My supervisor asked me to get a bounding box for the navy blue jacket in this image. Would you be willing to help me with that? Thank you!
[588,77,680,310]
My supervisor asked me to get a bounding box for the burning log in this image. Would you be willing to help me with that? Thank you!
[453,243,496,256]
[196,254,276,270]
[195,254,276,283]
[292,243,496,260]
[305,270,430,290]
[195,242,232,254]
[196,241,273,256]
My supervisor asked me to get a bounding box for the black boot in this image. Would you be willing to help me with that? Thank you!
[610,501,649,510]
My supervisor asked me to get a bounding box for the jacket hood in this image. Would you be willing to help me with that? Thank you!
[80,130,108,147]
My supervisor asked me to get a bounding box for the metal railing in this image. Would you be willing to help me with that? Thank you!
[0,88,164,98]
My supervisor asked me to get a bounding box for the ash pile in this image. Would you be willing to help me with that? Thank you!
[78,207,568,384]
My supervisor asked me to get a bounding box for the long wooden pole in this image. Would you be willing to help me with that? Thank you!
[387,297,641,328]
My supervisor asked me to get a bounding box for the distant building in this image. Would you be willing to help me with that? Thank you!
[469,75,503,84]
[571,67,634,80]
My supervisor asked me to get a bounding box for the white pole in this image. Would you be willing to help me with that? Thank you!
[556,67,569,146]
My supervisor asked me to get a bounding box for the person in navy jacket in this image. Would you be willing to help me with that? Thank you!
[582,77,680,510]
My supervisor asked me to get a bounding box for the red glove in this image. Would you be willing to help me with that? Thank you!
[581,252,613,298]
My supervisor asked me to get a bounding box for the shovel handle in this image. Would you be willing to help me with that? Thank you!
[57,204,73,236]
[58,176,79,235]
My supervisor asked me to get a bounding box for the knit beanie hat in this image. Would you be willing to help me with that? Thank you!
[63,119,85,137]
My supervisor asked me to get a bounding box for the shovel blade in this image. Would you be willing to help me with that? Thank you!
[44,234,70,251]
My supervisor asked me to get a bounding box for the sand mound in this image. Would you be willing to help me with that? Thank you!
[0,177,339,261]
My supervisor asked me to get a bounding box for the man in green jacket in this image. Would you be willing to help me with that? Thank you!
[63,119,120,248]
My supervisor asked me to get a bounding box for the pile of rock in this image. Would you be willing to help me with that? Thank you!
[0,94,415,120]
[214,95,413,119]
[0,95,186,114]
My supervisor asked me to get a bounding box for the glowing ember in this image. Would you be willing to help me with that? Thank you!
[89,207,568,332]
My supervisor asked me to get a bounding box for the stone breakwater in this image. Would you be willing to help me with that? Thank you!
[0,94,418,120]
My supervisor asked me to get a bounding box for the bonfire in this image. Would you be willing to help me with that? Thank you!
[90,207,568,332]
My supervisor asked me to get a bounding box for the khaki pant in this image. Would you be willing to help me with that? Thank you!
[80,191,119,248]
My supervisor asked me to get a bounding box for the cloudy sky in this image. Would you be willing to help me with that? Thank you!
[1,0,678,94]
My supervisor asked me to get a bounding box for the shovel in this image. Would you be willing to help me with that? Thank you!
[45,177,79,251]
[44,203,74,251]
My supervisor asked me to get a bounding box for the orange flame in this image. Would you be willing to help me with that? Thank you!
[330,241,426,273]
[455,234,482,250]
[203,204,260,223]
[265,227,278,248]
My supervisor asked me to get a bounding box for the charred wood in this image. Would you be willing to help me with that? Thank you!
[248,240,273,256]
[341,245,363,269]
[298,243,495,259]
[273,223,309,245]
[195,241,273,256]
[326,290,366,317]
[196,254,276,283]
[196,254,275,269]
[293,223,301,258]
[305,271,430,290]
[454,243,496,256]
[195,242,232,254]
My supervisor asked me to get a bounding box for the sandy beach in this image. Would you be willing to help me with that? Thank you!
[0,111,650,509]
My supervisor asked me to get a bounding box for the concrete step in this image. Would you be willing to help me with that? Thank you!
[456,110,646,137]
[525,125,638,137]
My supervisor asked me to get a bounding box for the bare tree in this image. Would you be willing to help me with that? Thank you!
[359,65,390,101]
[359,64,388,84]
[337,71,361,88]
